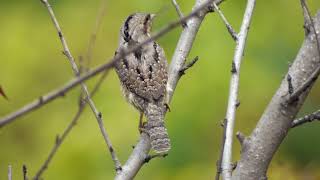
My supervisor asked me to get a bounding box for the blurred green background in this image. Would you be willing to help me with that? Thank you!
[1,0,320,179]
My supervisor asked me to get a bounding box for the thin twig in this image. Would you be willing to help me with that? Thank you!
[288,0,320,104]
[34,1,109,176]
[33,72,109,180]
[215,119,226,180]
[78,56,86,102]
[40,0,121,172]
[23,165,28,180]
[0,0,224,129]
[288,66,320,103]
[291,109,320,128]
[0,86,8,100]
[179,56,199,75]
[33,105,84,180]
[171,0,187,28]
[0,60,114,128]
[8,165,12,180]
[221,0,256,179]
[300,0,312,35]
[212,2,238,41]
[287,74,294,95]
[236,131,245,146]
[85,0,107,69]
[144,154,168,163]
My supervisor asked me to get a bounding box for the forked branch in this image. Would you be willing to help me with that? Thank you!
[171,0,187,28]
[287,0,320,104]
[232,10,320,180]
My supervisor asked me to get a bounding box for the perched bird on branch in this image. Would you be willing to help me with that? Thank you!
[114,13,170,154]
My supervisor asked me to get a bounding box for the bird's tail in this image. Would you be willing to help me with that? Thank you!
[145,104,171,154]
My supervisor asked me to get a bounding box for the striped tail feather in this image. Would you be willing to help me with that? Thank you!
[145,104,171,153]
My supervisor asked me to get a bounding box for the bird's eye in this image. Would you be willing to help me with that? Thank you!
[143,14,151,26]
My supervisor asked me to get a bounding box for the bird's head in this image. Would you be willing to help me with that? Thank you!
[121,13,156,42]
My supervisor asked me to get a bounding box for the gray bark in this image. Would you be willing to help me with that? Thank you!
[232,11,320,180]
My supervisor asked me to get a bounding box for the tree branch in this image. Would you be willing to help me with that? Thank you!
[215,119,226,180]
[0,60,114,128]
[33,1,109,176]
[212,2,238,41]
[235,131,245,146]
[84,0,107,69]
[33,106,84,180]
[0,86,8,100]
[179,56,199,76]
[221,0,256,179]
[33,71,109,180]
[40,0,122,172]
[144,154,168,163]
[171,0,187,28]
[291,109,320,128]
[167,0,226,104]
[8,165,12,180]
[232,11,320,180]
[23,165,28,180]
[287,0,320,104]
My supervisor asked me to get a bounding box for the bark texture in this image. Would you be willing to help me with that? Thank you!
[232,11,320,180]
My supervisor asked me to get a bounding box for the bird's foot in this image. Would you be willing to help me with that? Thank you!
[164,103,171,112]
[139,122,148,134]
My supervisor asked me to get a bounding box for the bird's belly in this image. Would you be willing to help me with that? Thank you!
[120,83,144,112]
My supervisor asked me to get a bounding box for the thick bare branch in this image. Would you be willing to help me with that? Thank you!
[114,134,151,180]
[221,0,256,179]
[232,11,320,180]
[287,0,320,104]
[291,109,320,128]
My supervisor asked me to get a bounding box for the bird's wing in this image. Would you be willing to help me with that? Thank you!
[115,41,168,103]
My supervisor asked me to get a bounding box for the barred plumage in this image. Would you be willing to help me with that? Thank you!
[115,13,170,153]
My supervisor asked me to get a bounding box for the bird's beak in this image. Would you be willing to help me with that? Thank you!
[150,14,156,20]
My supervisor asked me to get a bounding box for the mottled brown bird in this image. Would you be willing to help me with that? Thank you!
[114,13,170,154]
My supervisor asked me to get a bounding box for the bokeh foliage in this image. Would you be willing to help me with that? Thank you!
[0,0,320,179]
